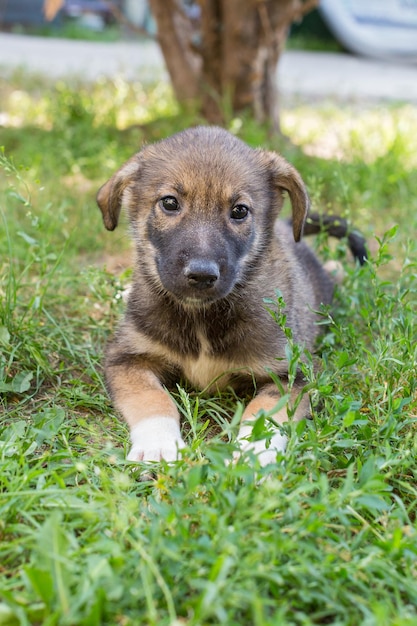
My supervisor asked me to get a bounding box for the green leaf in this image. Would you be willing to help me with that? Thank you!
[17,231,38,246]
[0,603,19,626]
[0,326,10,345]
[23,567,54,606]
[12,371,34,393]
[0,371,33,394]
[32,408,66,444]
[33,512,75,615]
[355,494,390,512]
[343,411,357,428]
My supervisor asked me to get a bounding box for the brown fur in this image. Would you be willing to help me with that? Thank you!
[97,126,336,465]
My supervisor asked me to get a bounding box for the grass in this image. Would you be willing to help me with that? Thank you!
[1,73,417,625]
[10,21,124,42]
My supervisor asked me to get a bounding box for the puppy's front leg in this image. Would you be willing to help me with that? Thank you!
[106,361,185,462]
[237,383,309,466]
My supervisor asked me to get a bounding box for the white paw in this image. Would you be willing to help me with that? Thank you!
[127,417,185,463]
[236,424,287,467]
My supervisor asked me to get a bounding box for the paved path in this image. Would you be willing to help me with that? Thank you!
[1,32,417,102]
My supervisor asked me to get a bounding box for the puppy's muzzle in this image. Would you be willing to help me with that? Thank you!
[184,259,220,290]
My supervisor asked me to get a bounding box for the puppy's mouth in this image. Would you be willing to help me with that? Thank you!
[169,283,228,308]
[180,295,217,308]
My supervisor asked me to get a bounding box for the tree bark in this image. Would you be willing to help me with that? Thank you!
[203,0,319,129]
[148,0,202,103]
[149,0,318,130]
[198,0,224,123]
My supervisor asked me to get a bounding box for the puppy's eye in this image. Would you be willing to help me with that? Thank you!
[230,204,249,220]
[160,196,180,213]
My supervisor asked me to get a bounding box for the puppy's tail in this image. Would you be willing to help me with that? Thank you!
[301,212,368,265]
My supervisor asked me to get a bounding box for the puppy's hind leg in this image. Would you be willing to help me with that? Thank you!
[106,358,185,463]
[236,383,309,466]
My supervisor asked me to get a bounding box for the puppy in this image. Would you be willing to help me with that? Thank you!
[97,126,364,466]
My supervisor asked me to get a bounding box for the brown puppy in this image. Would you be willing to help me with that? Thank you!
[97,126,351,465]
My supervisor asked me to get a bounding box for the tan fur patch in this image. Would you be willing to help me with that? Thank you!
[110,367,179,429]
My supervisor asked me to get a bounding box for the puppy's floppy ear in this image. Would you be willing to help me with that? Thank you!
[96,154,141,231]
[256,149,310,242]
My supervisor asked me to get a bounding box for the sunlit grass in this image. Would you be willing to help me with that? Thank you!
[1,73,178,130]
[282,102,417,166]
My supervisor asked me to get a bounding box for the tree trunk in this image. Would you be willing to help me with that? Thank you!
[148,0,201,102]
[148,0,319,129]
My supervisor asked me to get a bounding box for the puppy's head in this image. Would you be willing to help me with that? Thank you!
[97,126,309,306]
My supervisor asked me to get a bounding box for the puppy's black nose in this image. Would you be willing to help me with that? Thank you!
[184,260,220,290]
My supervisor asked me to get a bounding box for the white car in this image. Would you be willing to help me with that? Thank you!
[319,0,417,63]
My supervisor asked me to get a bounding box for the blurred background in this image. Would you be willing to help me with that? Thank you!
[1,0,416,61]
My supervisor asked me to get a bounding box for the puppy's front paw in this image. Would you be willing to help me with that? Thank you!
[127,439,185,463]
[127,416,185,463]
[236,424,287,467]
